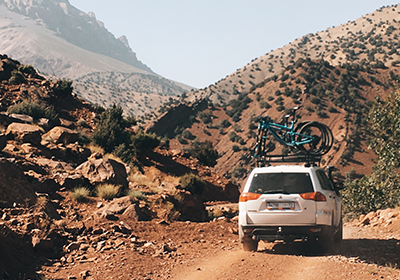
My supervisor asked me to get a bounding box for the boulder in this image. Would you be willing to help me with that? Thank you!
[5,123,42,145]
[75,158,128,188]
[42,126,78,145]
[55,172,89,190]
[96,196,151,221]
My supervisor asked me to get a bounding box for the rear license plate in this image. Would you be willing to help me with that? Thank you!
[266,202,295,210]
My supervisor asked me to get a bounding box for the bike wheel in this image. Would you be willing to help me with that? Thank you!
[254,129,266,157]
[297,122,333,155]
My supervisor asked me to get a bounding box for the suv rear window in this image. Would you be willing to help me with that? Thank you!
[249,172,314,194]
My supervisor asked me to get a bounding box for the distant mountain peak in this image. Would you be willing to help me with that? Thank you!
[0,0,153,73]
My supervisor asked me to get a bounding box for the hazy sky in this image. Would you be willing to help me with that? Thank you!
[69,1,399,88]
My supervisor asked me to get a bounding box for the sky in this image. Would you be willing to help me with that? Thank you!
[69,0,399,89]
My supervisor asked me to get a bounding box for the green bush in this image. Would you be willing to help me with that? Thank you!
[219,119,231,128]
[342,88,400,218]
[112,143,136,165]
[18,64,36,75]
[198,111,212,124]
[189,140,219,167]
[92,105,130,153]
[131,131,160,152]
[182,129,195,140]
[8,100,58,122]
[9,69,25,84]
[232,145,240,152]
[180,173,205,195]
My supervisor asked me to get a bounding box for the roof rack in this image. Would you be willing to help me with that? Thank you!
[255,153,321,167]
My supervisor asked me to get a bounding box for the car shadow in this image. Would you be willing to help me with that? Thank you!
[258,238,400,267]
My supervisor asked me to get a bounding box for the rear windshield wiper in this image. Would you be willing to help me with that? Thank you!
[263,189,289,194]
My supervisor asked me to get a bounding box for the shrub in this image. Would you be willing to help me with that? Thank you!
[277,105,285,111]
[9,69,25,84]
[92,105,130,153]
[8,100,58,122]
[198,111,212,124]
[180,173,205,195]
[219,119,231,128]
[18,64,36,75]
[95,184,120,200]
[58,79,73,95]
[189,140,219,167]
[70,186,91,202]
[126,189,146,200]
[231,165,247,178]
[232,145,240,152]
[112,143,136,165]
[259,101,271,109]
[182,129,195,140]
[131,131,160,152]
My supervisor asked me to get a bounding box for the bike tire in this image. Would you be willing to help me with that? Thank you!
[254,129,266,157]
[297,122,333,155]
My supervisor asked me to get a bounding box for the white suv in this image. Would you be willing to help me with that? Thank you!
[238,165,342,252]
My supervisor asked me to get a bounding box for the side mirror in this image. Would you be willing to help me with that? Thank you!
[335,182,345,191]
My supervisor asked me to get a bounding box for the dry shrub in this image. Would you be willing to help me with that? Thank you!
[96,184,120,200]
[70,186,91,202]
[85,144,105,155]
[126,189,146,200]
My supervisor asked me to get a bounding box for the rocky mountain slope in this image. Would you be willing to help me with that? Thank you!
[0,0,192,116]
[147,4,400,187]
[0,55,237,278]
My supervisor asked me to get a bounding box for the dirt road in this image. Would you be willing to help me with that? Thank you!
[39,211,400,280]
[173,224,400,280]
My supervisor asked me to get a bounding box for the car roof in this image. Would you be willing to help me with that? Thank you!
[251,165,323,174]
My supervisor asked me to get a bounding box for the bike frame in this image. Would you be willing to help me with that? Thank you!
[258,117,314,147]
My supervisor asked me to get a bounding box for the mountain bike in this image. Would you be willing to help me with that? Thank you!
[254,107,333,157]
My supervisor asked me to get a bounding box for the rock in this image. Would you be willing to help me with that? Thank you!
[359,216,370,226]
[55,172,89,190]
[32,237,54,253]
[80,270,90,279]
[76,157,128,188]
[42,126,78,145]
[122,204,152,221]
[5,122,42,144]
[112,224,133,235]
[65,241,81,252]
[79,243,90,251]
[65,143,91,161]
[96,196,137,219]
[8,113,33,124]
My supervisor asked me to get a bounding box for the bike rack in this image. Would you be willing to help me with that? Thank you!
[255,152,321,167]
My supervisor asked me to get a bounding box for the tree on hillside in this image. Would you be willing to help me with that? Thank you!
[342,88,400,216]
[91,104,130,153]
[189,140,219,167]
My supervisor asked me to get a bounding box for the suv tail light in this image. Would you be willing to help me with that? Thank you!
[239,192,261,202]
[300,192,326,201]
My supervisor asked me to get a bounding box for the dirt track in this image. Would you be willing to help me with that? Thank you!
[38,210,400,280]
[173,225,400,280]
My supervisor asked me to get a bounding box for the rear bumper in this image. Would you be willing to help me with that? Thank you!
[241,225,328,242]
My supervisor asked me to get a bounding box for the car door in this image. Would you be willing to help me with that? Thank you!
[315,170,338,226]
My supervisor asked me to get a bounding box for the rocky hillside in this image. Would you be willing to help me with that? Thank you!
[0,55,238,278]
[147,4,400,187]
[0,0,192,116]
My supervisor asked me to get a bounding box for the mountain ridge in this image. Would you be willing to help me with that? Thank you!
[147,4,400,187]
[0,0,193,117]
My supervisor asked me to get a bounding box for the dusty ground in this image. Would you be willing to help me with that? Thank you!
[36,207,400,280]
